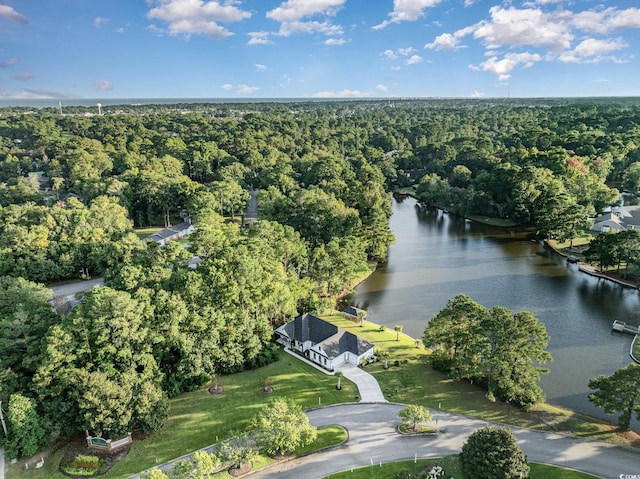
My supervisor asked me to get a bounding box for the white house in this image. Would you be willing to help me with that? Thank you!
[591,213,627,233]
[275,313,375,370]
[143,220,196,246]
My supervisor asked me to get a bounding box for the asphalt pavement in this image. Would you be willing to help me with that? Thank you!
[49,277,104,298]
[246,403,640,479]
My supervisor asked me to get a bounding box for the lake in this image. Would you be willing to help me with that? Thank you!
[351,195,639,428]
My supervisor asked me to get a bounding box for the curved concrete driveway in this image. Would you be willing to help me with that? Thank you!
[248,403,640,479]
[337,364,387,403]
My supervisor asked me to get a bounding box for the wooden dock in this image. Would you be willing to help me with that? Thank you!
[612,320,640,335]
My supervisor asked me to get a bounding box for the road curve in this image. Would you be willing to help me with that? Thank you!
[247,403,639,479]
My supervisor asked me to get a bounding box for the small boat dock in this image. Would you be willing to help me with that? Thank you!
[612,320,640,335]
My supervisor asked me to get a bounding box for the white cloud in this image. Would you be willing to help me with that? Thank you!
[267,0,345,23]
[255,64,268,72]
[425,33,462,50]
[406,54,423,65]
[324,37,345,46]
[376,84,388,92]
[94,17,109,28]
[221,83,260,95]
[0,57,18,68]
[373,0,443,30]
[0,4,27,24]
[236,84,259,95]
[398,47,417,56]
[558,37,628,63]
[276,20,343,37]
[267,0,345,40]
[115,27,125,33]
[312,89,372,98]
[426,3,640,80]
[382,49,398,60]
[147,24,165,35]
[470,90,485,98]
[472,6,573,51]
[146,0,252,38]
[92,80,113,91]
[247,31,272,45]
[571,8,640,34]
[470,52,541,81]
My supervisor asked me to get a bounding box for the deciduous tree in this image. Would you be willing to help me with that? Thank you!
[588,363,640,431]
[253,398,317,456]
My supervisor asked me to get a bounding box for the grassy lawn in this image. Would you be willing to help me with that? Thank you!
[632,335,640,363]
[322,314,640,447]
[8,350,356,479]
[134,226,163,240]
[323,457,599,479]
[466,214,518,227]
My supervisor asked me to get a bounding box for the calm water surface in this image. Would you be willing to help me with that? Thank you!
[352,196,639,427]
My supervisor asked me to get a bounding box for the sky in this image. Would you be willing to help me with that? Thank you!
[1,0,640,100]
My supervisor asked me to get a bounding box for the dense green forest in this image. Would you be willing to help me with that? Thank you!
[2,98,640,456]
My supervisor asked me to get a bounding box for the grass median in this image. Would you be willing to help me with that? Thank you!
[322,456,599,479]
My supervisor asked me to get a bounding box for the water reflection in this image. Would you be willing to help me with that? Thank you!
[351,196,639,429]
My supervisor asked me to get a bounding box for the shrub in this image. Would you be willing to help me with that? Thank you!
[460,426,529,479]
[71,455,100,470]
[61,454,103,477]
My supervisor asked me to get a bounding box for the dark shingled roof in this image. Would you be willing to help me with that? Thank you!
[342,306,365,318]
[144,221,193,242]
[317,330,374,359]
[281,313,338,344]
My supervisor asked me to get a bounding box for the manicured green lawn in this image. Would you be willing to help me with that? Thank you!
[323,456,599,479]
[134,226,163,240]
[322,314,639,447]
[632,335,640,363]
[8,350,356,479]
[466,214,518,227]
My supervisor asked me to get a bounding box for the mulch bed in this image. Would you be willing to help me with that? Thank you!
[208,385,224,394]
[228,462,253,476]
[59,434,131,477]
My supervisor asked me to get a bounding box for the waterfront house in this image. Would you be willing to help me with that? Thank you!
[275,313,375,370]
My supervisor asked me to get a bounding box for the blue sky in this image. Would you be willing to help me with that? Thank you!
[1,0,640,99]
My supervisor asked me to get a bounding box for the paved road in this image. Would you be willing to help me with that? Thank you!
[245,188,258,222]
[49,278,104,298]
[247,403,640,479]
